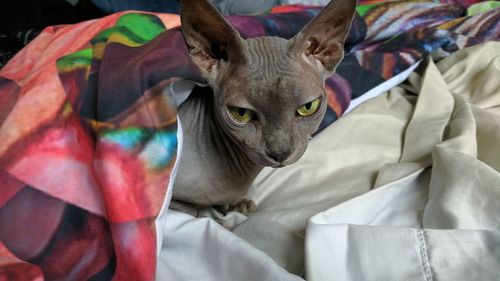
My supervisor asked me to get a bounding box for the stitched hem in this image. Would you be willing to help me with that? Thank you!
[416,229,433,281]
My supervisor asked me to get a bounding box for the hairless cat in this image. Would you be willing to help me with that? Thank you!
[171,0,356,216]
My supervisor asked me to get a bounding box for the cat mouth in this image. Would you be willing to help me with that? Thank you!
[250,150,297,167]
[262,151,301,168]
[265,158,289,168]
[252,156,285,168]
[264,156,287,168]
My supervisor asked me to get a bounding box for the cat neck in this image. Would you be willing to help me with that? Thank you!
[173,85,262,206]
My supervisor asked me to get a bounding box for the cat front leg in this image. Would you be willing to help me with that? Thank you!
[214,198,256,216]
[169,199,200,217]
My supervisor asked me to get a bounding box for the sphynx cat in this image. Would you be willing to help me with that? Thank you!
[171,0,356,216]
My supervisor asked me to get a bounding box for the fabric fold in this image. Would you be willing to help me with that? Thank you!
[305,42,500,281]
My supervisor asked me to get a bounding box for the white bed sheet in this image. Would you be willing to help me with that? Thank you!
[155,43,500,281]
[306,42,500,280]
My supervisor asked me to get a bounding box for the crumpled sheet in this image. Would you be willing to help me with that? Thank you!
[305,41,500,281]
[216,42,498,280]
[155,61,424,281]
[157,43,500,281]
[157,42,500,280]
[1,1,500,280]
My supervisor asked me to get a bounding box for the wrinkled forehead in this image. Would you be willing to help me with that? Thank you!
[243,37,293,76]
[243,74,323,108]
[220,36,324,106]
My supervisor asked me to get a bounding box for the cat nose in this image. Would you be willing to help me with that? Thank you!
[266,149,292,163]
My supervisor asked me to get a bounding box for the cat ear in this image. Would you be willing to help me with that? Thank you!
[289,0,357,78]
[180,0,245,82]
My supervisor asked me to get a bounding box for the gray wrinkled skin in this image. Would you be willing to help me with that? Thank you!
[171,0,356,215]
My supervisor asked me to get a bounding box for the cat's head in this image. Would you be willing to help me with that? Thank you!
[180,0,356,167]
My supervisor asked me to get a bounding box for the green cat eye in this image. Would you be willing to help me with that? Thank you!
[228,106,254,124]
[297,98,321,116]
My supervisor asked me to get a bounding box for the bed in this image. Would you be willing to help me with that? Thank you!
[1,1,499,280]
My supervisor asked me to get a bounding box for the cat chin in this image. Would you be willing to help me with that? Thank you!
[250,154,299,168]
[269,162,287,168]
[249,156,281,168]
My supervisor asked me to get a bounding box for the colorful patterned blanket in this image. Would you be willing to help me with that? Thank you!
[0,1,498,280]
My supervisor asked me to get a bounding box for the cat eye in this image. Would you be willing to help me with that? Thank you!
[296,97,321,116]
[227,106,254,124]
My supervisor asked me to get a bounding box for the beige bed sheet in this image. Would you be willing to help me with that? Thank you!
[231,42,500,279]
[157,42,500,281]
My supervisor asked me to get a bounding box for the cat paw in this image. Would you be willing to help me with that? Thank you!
[228,198,256,216]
